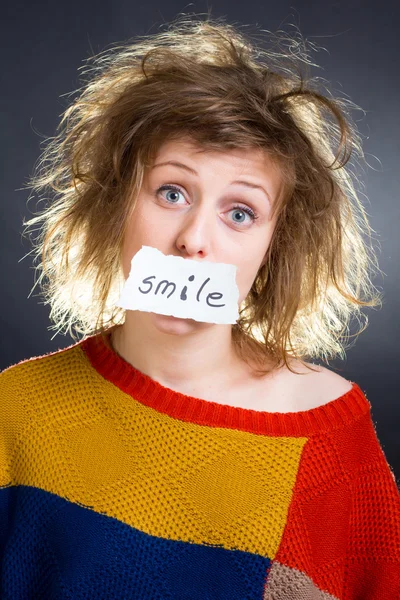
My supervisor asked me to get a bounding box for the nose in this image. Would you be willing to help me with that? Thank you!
[175,204,214,259]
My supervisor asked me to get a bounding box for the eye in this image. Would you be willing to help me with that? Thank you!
[155,184,259,227]
[229,205,259,225]
[157,184,185,205]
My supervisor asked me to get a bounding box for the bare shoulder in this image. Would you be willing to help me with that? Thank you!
[282,360,354,411]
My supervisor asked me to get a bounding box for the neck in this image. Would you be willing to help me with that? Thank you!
[110,311,247,393]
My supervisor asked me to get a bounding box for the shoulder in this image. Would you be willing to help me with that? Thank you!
[0,343,85,408]
[2,342,84,378]
[284,361,354,411]
[0,343,88,442]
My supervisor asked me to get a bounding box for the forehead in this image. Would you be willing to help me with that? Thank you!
[150,137,281,178]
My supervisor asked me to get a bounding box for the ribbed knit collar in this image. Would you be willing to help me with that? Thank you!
[80,330,371,437]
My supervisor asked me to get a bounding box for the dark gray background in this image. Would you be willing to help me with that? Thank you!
[1,1,399,480]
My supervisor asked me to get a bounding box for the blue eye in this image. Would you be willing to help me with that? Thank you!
[230,205,258,223]
[157,185,184,204]
[156,185,259,225]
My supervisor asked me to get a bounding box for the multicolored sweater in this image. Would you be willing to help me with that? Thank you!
[1,331,399,599]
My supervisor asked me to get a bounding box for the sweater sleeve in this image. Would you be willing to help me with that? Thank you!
[1,364,24,487]
[341,419,400,599]
[273,408,400,600]
[0,362,35,512]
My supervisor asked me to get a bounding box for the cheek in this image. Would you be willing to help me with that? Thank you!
[234,261,261,305]
[120,217,142,280]
[235,239,271,300]
[121,238,134,280]
[120,203,167,279]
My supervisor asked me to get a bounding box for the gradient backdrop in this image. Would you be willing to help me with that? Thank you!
[1,1,399,481]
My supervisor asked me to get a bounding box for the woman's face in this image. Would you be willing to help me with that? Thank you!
[121,137,282,316]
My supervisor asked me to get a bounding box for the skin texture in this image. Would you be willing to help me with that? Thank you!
[111,137,283,398]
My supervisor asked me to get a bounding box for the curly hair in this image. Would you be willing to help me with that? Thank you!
[21,14,383,377]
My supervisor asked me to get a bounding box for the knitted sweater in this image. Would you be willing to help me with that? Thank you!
[1,332,399,600]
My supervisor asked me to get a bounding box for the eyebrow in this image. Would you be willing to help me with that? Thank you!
[151,160,272,204]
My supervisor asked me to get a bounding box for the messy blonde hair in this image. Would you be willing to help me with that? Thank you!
[22,14,383,377]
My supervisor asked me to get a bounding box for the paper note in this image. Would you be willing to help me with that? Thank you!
[116,245,240,324]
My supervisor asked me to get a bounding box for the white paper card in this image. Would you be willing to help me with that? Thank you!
[116,245,240,324]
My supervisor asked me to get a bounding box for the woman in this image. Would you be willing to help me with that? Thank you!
[1,15,399,599]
